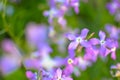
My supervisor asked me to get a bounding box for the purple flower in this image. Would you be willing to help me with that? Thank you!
[90,31,118,59]
[26,71,37,80]
[0,56,21,75]
[106,0,120,15]
[67,0,80,14]
[63,58,75,76]
[24,45,64,71]
[23,58,41,70]
[26,68,73,80]
[105,38,118,60]
[75,57,91,71]
[41,69,53,80]
[26,23,48,48]
[90,31,107,57]
[63,57,82,76]
[58,17,67,27]
[106,0,120,22]
[43,0,80,27]
[44,8,61,23]
[105,24,120,40]
[1,39,21,55]
[0,39,22,75]
[66,28,89,50]
[43,7,66,27]
[24,54,59,71]
[53,68,73,80]
[84,47,99,62]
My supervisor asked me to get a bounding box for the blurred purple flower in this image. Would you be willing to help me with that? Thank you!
[50,27,79,53]
[26,68,73,80]
[106,0,120,15]
[44,0,80,27]
[105,24,120,40]
[63,57,91,77]
[67,0,80,14]
[0,56,21,75]
[0,39,22,75]
[44,8,66,27]
[1,39,20,55]
[26,23,48,48]
[24,58,41,70]
[26,71,37,80]
[24,45,64,71]
[63,58,76,76]
[44,8,60,23]
[53,68,73,80]
[106,0,120,22]
[105,38,118,60]
[75,57,91,71]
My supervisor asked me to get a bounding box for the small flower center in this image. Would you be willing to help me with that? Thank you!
[57,78,62,80]
[100,40,105,45]
[68,58,73,64]
[111,47,116,52]
[76,37,82,43]
[57,77,62,80]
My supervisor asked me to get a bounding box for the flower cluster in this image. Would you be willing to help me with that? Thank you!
[1,24,119,80]
[44,0,80,27]
[26,68,73,80]
[23,24,120,80]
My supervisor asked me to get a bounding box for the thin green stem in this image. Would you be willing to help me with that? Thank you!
[1,0,23,52]
[87,32,95,40]
[1,0,15,40]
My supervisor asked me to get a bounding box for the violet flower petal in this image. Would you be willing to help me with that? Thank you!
[56,68,62,78]
[90,38,100,45]
[111,51,116,60]
[84,48,98,62]
[80,28,89,39]
[66,33,76,40]
[68,49,75,58]
[100,46,106,57]
[99,31,106,40]
[26,71,34,79]
[68,41,79,50]
[63,65,74,76]
[63,77,73,80]
[80,41,91,48]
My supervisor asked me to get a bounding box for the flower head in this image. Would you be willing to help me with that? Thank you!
[66,28,89,50]
[53,68,73,80]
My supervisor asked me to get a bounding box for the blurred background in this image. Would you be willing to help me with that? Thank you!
[0,0,120,80]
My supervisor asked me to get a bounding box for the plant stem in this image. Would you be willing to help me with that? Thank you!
[2,0,15,39]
